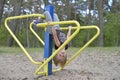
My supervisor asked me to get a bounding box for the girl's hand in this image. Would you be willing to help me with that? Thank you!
[47,21,51,26]
[68,26,72,30]
[47,21,54,26]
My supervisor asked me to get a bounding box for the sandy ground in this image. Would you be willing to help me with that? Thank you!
[0,47,120,80]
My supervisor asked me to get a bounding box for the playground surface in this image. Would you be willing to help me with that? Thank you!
[0,47,120,80]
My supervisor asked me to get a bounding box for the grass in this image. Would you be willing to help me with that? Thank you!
[0,47,44,54]
[0,47,120,54]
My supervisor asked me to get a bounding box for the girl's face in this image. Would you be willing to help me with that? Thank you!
[58,49,66,61]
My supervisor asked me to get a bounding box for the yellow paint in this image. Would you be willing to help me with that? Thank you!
[4,14,45,65]
[35,20,80,75]
[4,14,100,76]
[29,22,45,45]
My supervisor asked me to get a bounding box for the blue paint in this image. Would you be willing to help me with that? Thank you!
[44,5,54,75]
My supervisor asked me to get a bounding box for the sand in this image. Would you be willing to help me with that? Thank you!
[0,47,120,80]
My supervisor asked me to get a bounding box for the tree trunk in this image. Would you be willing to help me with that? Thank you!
[8,0,23,47]
[26,18,30,48]
[97,0,104,46]
[0,0,5,24]
[86,0,92,41]
[44,0,49,6]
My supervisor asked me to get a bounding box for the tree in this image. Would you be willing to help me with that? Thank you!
[85,0,92,42]
[104,0,120,46]
[97,0,104,46]
[0,0,5,24]
[0,0,120,47]
[8,0,23,46]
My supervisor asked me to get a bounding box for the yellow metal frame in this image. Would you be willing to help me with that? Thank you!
[30,22,100,75]
[32,20,80,75]
[29,21,80,75]
[4,14,45,65]
[4,14,100,76]
[65,26,100,67]
[29,22,78,46]
[29,22,45,46]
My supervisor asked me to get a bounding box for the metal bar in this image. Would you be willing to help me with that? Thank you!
[65,26,100,67]
[35,20,80,75]
[4,14,45,65]
[44,5,54,76]
[6,14,45,20]
[52,26,100,73]
[29,22,45,45]
[36,20,79,27]
[29,24,77,46]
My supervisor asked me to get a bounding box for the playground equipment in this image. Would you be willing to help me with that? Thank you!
[4,5,100,76]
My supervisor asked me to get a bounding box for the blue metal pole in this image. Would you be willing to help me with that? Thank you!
[44,5,54,75]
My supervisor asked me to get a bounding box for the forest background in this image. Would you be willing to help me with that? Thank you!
[0,0,120,47]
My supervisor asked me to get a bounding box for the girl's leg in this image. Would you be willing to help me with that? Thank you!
[54,13,59,22]
[44,11,52,22]
[44,11,52,34]
[54,13,60,30]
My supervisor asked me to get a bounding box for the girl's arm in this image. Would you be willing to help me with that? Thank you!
[67,26,72,39]
[47,21,60,47]
[52,26,61,47]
